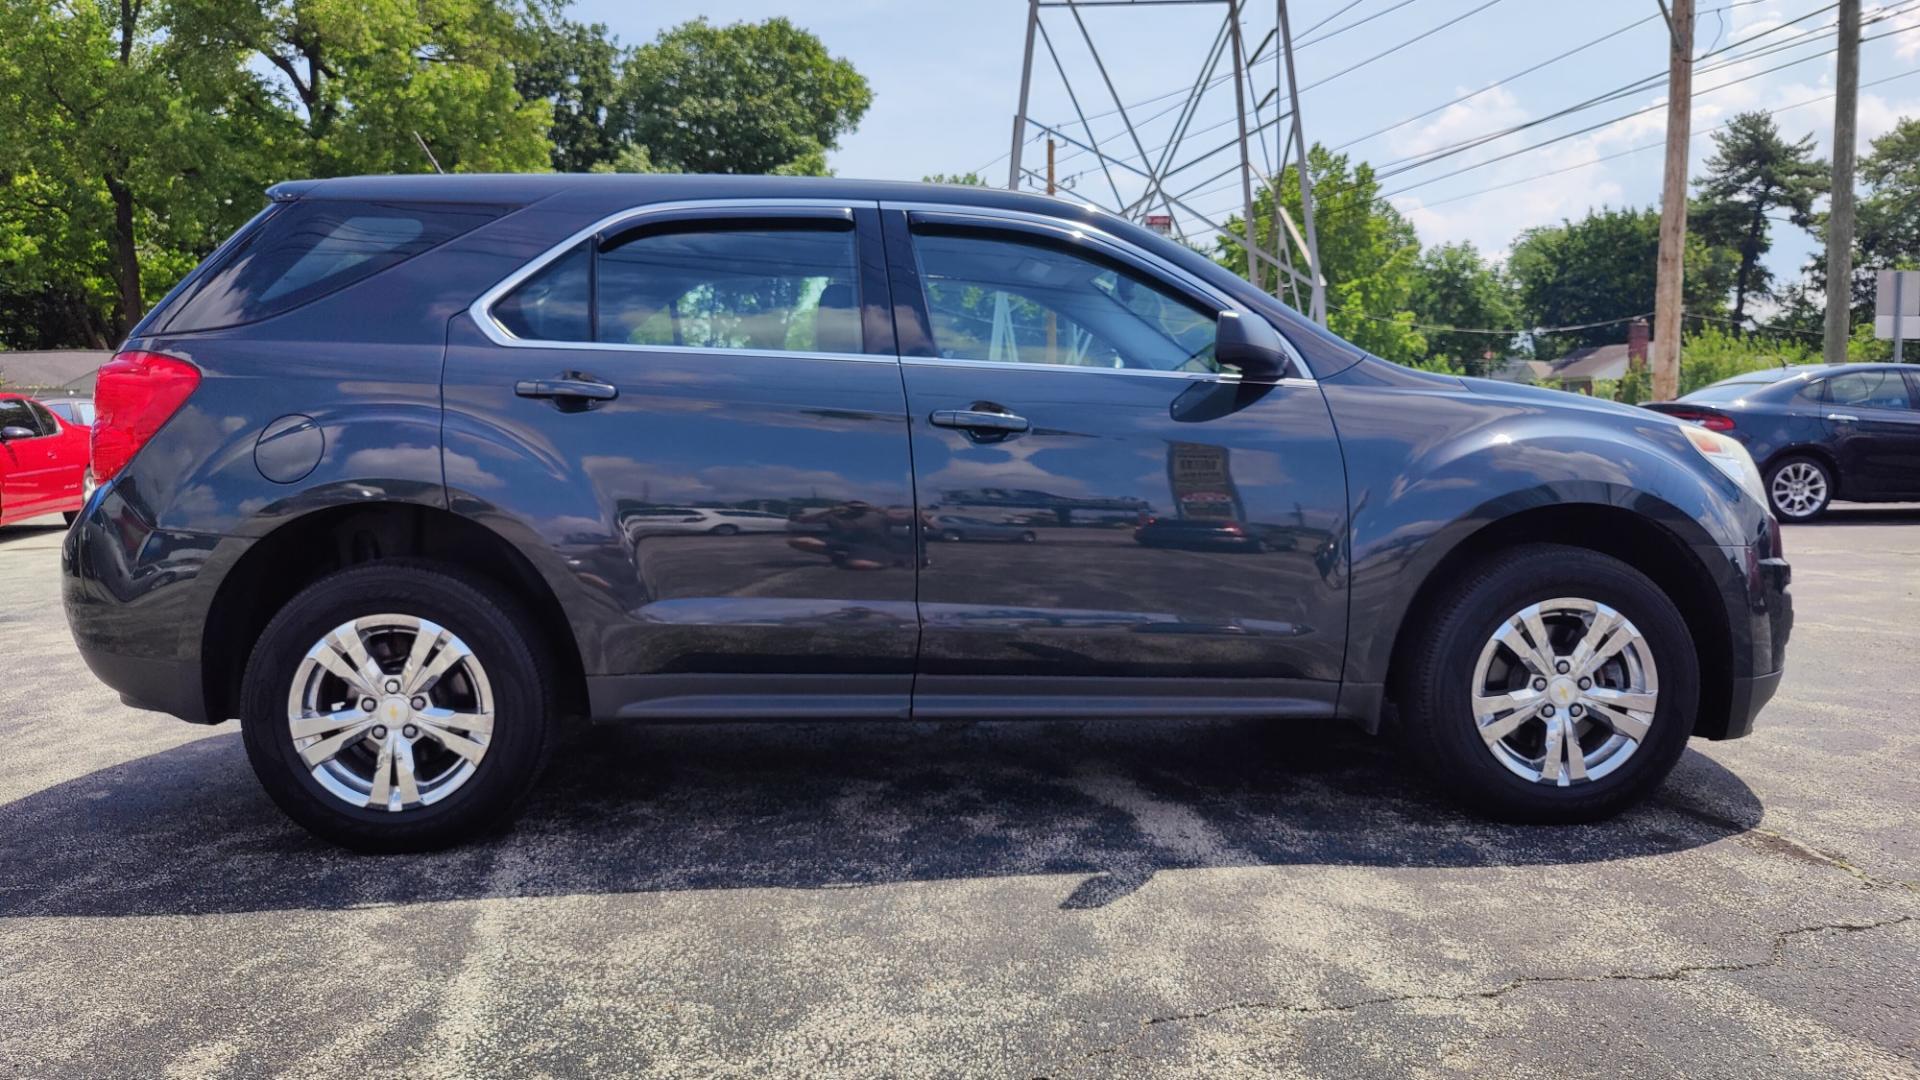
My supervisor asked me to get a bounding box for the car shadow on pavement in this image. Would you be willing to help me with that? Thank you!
[1799,504,1920,526]
[0,716,1764,918]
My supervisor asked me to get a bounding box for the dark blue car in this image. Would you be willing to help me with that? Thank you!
[1645,363,1920,521]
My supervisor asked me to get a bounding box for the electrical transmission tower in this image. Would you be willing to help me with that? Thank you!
[1006,0,1326,323]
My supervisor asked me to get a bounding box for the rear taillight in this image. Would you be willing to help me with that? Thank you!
[1667,408,1736,433]
[91,350,200,483]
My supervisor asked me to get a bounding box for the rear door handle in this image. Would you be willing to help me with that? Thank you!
[930,409,1030,434]
[515,376,618,403]
[1826,412,1859,423]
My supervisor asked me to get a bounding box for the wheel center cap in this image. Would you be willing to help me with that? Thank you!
[1547,677,1579,707]
[381,696,410,724]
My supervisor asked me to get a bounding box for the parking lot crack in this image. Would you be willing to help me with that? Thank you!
[1134,914,1914,1031]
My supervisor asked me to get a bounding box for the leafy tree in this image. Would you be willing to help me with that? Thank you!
[619,17,870,176]
[922,172,987,186]
[516,13,627,172]
[1216,146,1425,362]
[0,0,268,342]
[1689,112,1826,329]
[1508,206,1734,358]
[1857,117,1920,278]
[175,0,555,176]
[1407,242,1517,374]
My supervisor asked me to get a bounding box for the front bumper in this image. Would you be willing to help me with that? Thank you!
[1691,539,1792,740]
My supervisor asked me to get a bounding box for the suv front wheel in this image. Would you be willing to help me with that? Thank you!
[240,563,554,852]
[1397,544,1698,823]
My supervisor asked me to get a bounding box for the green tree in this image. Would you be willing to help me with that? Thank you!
[516,13,627,172]
[1508,206,1734,358]
[176,0,555,176]
[1407,242,1517,375]
[922,172,987,186]
[618,17,871,176]
[1690,112,1826,329]
[1216,146,1425,362]
[0,0,269,342]
[1857,117,1920,276]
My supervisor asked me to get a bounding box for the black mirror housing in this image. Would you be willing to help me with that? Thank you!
[0,425,36,442]
[1215,310,1287,380]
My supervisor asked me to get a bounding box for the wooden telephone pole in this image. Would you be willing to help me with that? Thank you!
[1651,0,1693,403]
[1823,0,1862,364]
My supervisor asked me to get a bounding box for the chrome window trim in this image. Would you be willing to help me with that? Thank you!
[467,194,1316,385]
[881,199,1315,385]
[468,198,879,357]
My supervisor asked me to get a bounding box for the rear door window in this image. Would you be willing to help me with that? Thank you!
[1822,370,1913,410]
[488,222,864,355]
[164,200,505,331]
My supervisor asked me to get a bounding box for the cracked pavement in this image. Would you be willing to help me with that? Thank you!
[3,507,1918,1078]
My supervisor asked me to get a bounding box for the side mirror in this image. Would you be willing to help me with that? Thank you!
[0,425,35,442]
[1215,310,1287,381]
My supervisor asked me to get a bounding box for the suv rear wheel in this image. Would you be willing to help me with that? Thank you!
[1397,544,1698,822]
[239,563,554,852]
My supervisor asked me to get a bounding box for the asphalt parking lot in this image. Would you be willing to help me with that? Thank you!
[3,510,1917,1078]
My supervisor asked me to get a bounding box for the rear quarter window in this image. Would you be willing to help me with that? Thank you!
[162,200,505,332]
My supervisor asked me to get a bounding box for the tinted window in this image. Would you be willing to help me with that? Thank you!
[1822,370,1912,410]
[166,200,503,331]
[0,398,36,434]
[493,243,591,342]
[596,226,861,353]
[911,230,1219,373]
[22,399,58,435]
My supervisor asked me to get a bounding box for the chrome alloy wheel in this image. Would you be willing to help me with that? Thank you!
[286,615,494,812]
[1469,598,1659,787]
[1770,461,1827,518]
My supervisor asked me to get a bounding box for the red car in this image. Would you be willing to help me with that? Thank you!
[0,392,89,527]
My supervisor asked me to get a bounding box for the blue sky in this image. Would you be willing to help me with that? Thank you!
[570,1,1920,294]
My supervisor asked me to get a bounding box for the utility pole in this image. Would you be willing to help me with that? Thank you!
[1823,0,1862,364]
[1008,0,1040,190]
[1046,139,1058,358]
[1651,0,1693,403]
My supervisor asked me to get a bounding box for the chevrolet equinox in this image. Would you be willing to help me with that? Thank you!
[62,175,1793,851]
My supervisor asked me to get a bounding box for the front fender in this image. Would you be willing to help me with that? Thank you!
[1322,371,1760,690]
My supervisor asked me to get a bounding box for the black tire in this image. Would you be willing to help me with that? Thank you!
[940,529,963,542]
[1018,531,1038,543]
[708,523,740,536]
[1396,543,1698,823]
[62,511,78,526]
[1763,454,1833,521]
[240,562,554,852]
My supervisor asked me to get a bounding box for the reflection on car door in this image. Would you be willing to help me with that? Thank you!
[444,202,920,716]
[1822,370,1920,496]
[882,208,1348,716]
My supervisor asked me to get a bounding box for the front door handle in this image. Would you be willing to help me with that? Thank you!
[515,375,618,405]
[1826,412,1860,423]
[930,408,1030,434]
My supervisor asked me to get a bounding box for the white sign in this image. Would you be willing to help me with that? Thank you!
[1874,269,1920,341]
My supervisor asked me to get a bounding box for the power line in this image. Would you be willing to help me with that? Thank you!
[1295,0,1509,95]
[1378,17,1920,197]
[1396,65,1920,210]
[1295,0,1429,49]
[1332,11,1665,152]
[1372,1,1858,178]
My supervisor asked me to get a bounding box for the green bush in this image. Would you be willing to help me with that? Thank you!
[1675,325,1817,395]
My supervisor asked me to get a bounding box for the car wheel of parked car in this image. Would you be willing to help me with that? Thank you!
[239,563,554,853]
[63,511,78,525]
[1018,531,1038,543]
[1765,456,1832,521]
[1397,543,1697,823]
[940,529,963,542]
[708,523,740,536]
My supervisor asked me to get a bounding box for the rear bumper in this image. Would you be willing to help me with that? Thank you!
[62,482,227,725]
